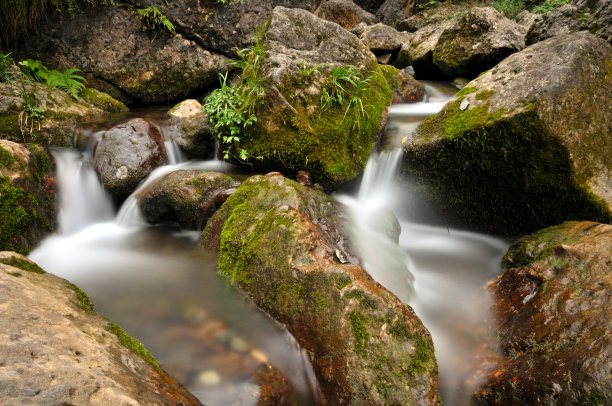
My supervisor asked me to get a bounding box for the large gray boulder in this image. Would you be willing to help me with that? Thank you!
[137,170,240,230]
[432,7,526,78]
[166,99,215,160]
[18,6,229,104]
[198,173,440,405]
[0,251,201,406]
[526,0,612,45]
[401,32,612,235]
[228,7,392,190]
[94,118,168,201]
[0,141,56,254]
[475,222,612,405]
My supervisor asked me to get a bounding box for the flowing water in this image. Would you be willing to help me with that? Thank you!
[337,81,509,405]
[29,124,319,406]
[29,83,509,405]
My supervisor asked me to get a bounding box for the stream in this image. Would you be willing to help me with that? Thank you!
[29,82,509,405]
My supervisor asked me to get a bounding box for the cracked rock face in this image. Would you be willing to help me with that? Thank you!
[0,252,201,406]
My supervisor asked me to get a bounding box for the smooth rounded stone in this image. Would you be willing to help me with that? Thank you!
[432,7,526,78]
[475,222,612,405]
[0,71,127,147]
[359,22,411,52]
[381,65,424,104]
[199,173,440,405]
[0,141,56,254]
[235,7,392,190]
[526,0,612,45]
[401,32,612,235]
[94,118,168,202]
[17,7,229,104]
[137,170,240,230]
[315,0,379,30]
[0,252,201,406]
[167,99,215,159]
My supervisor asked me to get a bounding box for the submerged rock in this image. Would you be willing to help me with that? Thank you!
[315,0,379,29]
[526,0,612,45]
[198,173,440,405]
[235,7,392,190]
[0,251,202,406]
[94,118,168,202]
[167,99,215,160]
[138,170,240,230]
[0,71,127,147]
[476,222,612,405]
[401,32,612,235]
[18,6,229,104]
[0,141,56,254]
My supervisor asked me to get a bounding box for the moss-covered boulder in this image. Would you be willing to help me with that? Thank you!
[0,140,56,254]
[93,118,168,202]
[235,7,392,190]
[401,32,612,235]
[137,170,240,230]
[198,173,439,405]
[167,99,215,160]
[358,23,412,58]
[475,222,612,405]
[0,251,202,405]
[0,71,127,147]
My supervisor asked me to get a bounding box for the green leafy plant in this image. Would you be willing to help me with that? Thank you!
[417,0,442,10]
[320,65,372,120]
[17,77,44,138]
[131,6,176,33]
[0,52,14,83]
[297,60,321,86]
[492,0,529,19]
[19,59,86,99]
[532,0,571,14]
[204,41,267,161]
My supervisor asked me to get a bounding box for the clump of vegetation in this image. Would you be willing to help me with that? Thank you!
[67,282,95,314]
[320,64,373,120]
[0,52,14,83]
[493,0,571,19]
[131,5,176,34]
[19,59,86,98]
[106,322,162,372]
[203,41,267,161]
[17,77,44,137]
[0,256,46,274]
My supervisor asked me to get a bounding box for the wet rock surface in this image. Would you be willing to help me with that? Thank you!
[199,173,440,405]
[381,65,424,104]
[138,170,240,230]
[476,222,612,405]
[94,118,168,202]
[18,6,229,104]
[0,141,56,254]
[167,99,215,160]
[401,32,612,235]
[0,252,202,406]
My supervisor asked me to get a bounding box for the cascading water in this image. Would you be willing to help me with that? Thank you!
[340,82,509,405]
[30,122,320,406]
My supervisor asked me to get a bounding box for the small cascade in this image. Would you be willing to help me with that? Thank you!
[164,139,187,165]
[53,149,114,235]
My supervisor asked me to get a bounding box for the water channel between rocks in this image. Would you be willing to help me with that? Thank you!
[29,82,510,406]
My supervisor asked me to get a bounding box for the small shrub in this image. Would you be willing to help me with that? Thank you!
[493,0,528,19]
[131,6,176,33]
[532,0,571,14]
[17,77,43,138]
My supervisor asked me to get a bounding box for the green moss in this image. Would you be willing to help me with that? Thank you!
[6,271,22,277]
[334,274,352,290]
[573,391,607,406]
[344,289,378,310]
[0,256,45,273]
[0,113,22,140]
[455,86,478,97]
[80,88,128,112]
[348,311,369,357]
[106,322,161,372]
[67,282,95,314]
[475,89,495,101]
[0,144,15,168]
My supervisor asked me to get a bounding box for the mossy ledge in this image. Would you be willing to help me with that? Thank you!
[67,282,96,314]
[106,322,162,373]
[403,95,611,236]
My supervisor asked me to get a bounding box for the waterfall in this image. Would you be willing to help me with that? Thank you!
[53,149,115,235]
